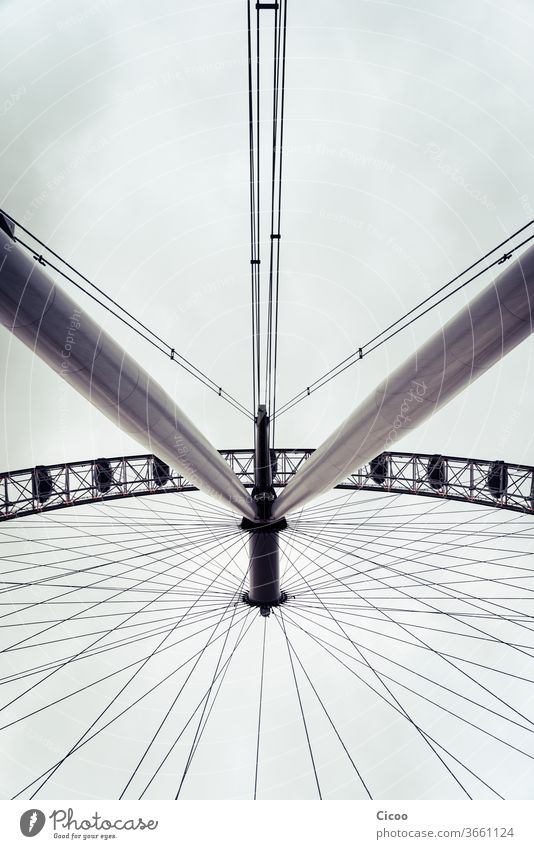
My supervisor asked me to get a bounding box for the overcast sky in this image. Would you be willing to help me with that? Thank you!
[1,0,534,801]
[1,0,534,468]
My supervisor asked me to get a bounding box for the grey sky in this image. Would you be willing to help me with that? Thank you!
[1,0,534,801]
[1,0,533,468]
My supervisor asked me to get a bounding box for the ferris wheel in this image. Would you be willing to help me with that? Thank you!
[1,0,534,800]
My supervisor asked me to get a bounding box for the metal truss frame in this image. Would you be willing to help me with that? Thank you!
[1,449,533,522]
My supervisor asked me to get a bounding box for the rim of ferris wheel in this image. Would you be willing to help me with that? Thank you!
[271,242,534,520]
[0,226,257,521]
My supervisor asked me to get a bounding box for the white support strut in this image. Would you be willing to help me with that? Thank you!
[272,244,534,519]
[0,224,257,520]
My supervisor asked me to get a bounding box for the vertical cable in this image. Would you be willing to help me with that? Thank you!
[279,607,322,799]
[253,615,267,798]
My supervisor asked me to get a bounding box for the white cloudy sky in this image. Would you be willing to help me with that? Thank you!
[1,0,534,802]
[1,0,534,468]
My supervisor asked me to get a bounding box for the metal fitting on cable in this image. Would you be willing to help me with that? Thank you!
[498,252,512,264]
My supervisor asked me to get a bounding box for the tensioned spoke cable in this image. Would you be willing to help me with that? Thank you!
[289,604,534,693]
[278,502,309,585]
[290,524,534,605]
[291,529,534,577]
[119,574,247,799]
[270,0,288,439]
[0,519,240,594]
[288,580,482,799]
[284,494,503,592]
[2,608,237,687]
[0,597,237,635]
[93,493,245,590]
[286,604,534,733]
[274,612,372,798]
[11,606,253,800]
[287,517,534,642]
[253,615,267,799]
[1,210,252,420]
[0,531,249,721]
[283,488,400,590]
[288,494,498,525]
[98,492,240,522]
[284,536,533,601]
[0,523,243,633]
[0,526,240,597]
[283,607,521,789]
[280,547,476,797]
[183,610,256,774]
[283,532,534,730]
[0,526,243,650]
[247,0,259,410]
[138,607,256,799]
[247,0,288,415]
[174,573,249,799]
[173,545,265,798]
[1,605,249,732]
[24,534,249,799]
[292,503,534,559]
[278,607,322,799]
[2,602,235,661]
[265,0,287,416]
[286,525,534,662]
[275,220,534,418]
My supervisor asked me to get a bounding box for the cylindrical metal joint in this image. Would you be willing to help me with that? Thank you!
[248,529,280,605]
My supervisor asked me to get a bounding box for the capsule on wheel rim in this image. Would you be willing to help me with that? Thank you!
[369,453,389,486]
[427,454,447,490]
[487,460,508,500]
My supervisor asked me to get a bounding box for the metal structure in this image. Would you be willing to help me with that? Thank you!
[0,220,256,522]
[2,450,533,522]
[271,241,534,519]
[1,0,534,802]
[5,210,534,601]
[245,406,286,609]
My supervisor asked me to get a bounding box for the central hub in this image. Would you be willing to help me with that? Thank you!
[247,525,281,606]
[241,405,287,608]
[242,589,288,617]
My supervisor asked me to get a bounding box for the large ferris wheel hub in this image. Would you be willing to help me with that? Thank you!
[240,516,288,531]
[242,590,289,616]
[243,405,286,606]
[247,526,283,605]
[0,0,534,798]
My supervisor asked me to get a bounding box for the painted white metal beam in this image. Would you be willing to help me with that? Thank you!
[272,244,534,519]
[0,225,257,520]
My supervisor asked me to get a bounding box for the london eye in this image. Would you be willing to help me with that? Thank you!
[1,0,534,800]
